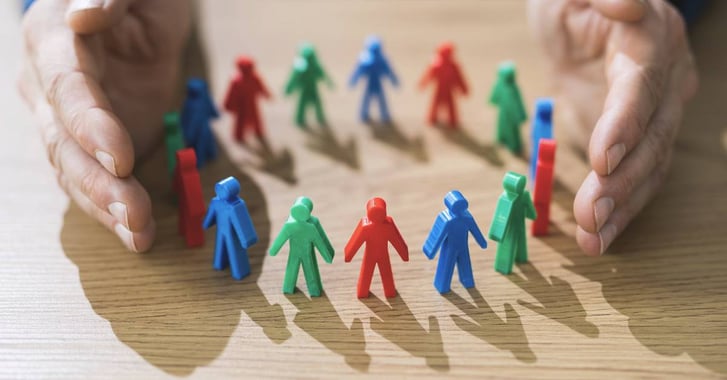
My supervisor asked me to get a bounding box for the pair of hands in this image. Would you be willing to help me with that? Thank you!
[19,0,697,255]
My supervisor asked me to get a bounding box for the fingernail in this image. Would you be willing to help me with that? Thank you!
[68,0,105,13]
[108,202,129,228]
[95,150,118,177]
[606,143,626,175]
[599,223,618,255]
[114,223,138,252]
[594,197,615,231]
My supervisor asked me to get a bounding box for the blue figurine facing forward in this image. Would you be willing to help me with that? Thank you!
[203,176,258,280]
[529,98,554,181]
[423,190,488,294]
[349,35,399,124]
[182,78,219,168]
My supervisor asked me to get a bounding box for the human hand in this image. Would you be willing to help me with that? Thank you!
[528,0,698,255]
[19,0,191,252]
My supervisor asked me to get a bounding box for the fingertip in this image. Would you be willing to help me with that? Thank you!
[576,226,604,256]
[590,0,647,22]
[66,6,109,35]
[114,219,155,253]
[574,172,601,233]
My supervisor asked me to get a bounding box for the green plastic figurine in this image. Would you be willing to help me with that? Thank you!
[488,172,537,275]
[269,196,335,297]
[284,43,334,128]
[164,112,186,174]
[489,62,527,155]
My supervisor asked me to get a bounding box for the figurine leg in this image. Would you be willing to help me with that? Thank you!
[312,94,326,126]
[456,250,475,288]
[185,216,205,247]
[357,258,376,298]
[427,98,439,126]
[227,235,251,280]
[446,96,458,128]
[295,98,307,127]
[233,118,245,143]
[360,91,372,123]
[433,244,456,294]
[377,258,397,298]
[283,256,301,294]
[376,91,391,124]
[515,227,528,264]
[494,239,515,275]
[213,232,229,271]
[301,254,323,297]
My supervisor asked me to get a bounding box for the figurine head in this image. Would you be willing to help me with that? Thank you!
[215,176,241,203]
[186,78,208,98]
[498,61,516,84]
[537,139,557,164]
[176,148,197,171]
[437,41,454,61]
[365,35,382,56]
[163,112,180,134]
[535,98,553,121]
[444,190,469,216]
[299,43,317,63]
[290,196,313,222]
[236,55,255,74]
[503,172,526,195]
[365,197,387,223]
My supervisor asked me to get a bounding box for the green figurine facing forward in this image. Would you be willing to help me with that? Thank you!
[269,196,335,297]
[489,62,527,155]
[284,43,334,128]
[488,172,537,275]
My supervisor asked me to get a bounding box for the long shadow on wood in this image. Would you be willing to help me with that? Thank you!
[304,124,360,170]
[366,121,428,163]
[438,126,504,167]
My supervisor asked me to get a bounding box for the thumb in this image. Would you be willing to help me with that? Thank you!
[590,0,647,22]
[65,0,134,35]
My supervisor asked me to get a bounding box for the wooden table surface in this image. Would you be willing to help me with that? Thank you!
[2,1,727,379]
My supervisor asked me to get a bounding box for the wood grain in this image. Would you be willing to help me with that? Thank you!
[1,1,726,379]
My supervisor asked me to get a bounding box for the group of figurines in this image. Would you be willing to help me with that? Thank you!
[167,35,559,297]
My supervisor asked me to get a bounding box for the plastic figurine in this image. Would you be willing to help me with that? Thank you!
[529,98,554,181]
[269,196,334,297]
[423,190,488,294]
[173,148,205,247]
[182,78,219,167]
[489,62,527,155]
[532,140,557,236]
[203,176,259,280]
[284,43,334,128]
[419,42,469,128]
[344,197,409,298]
[164,112,186,174]
[223,56,272,144]
[488,172,537,275]
[349,36,399,124]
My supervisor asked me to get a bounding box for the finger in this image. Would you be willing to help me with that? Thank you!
[25,1,135,178]
[66,0,136,35]
[589,0,647,22]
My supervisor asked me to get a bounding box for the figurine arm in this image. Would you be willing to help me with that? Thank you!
[488,82,500,106]
[454,65,468,96]
[313,229,334,264]
[202,201,217,229]
[523,191,538,221]
[311,217,334,262]
[418,66,434,90]
[466,214,488,249]
[344,220,365,262]
[257,76,273,100]
[231,203,259,249]
[388,220,409,262]
[348,64,363,88]
[208,96,220,119]
[269,224,291,256]
[223,81,238,112]
[422,214,447,259]
[321,66,335,89]
[384,60,399,87]
[284,68,299,96]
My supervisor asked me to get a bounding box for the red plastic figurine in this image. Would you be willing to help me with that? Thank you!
[174,148,206,247]
[532,139,556,236]
[344,198,409,298]
[223,55,272,143]
[419,42,469,128]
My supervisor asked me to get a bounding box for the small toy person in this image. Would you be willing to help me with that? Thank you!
[223,56,272,144]
[284,43,334,128]
[489,172,537,275]
[532,140,557,236]
[173,148,205,247]
[529,98,554,181]
[349,36,399,124]
[164,112,185,174]
[419,42,469,128]
[182,78,219,167]
[269,196,334,297]
[203,176,259,280]
[423,190,488,294]
[489,61,527,155]
[344,197,408,298]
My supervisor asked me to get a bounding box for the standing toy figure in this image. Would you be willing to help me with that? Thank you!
[488,172,537,275]
[532,140,557,236]
[419,42,469,128]
[423,191,488,294]
[344,198,408,298]
[349,36,399,124]
[182,78,219,167]
[203,177,259,280]
[284,43,334,128]
[223,56,272,144]
[164,112,185,174]
[489,62,527,155]
[529,98,554,181]
[269,197,334,297]
[173,148,205,247]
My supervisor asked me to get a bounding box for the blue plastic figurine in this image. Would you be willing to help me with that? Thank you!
[203,176,259,280]
[349,36,399,124]
[529,98,554,181]
[423,191,488,294]
[182,78,219,168]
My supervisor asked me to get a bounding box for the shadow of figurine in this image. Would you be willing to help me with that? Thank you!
[244,136,298,185]
[366,121,428,163]
[445,288,536,363]
[361,295,450,372]
[438,126,504,167]
[303,124,360,170]
[285,292,370,372]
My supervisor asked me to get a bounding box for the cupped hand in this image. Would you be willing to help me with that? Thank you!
[19,0,191,252]
[528,0,699,255]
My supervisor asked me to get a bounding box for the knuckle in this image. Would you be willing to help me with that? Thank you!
[43,126,65,169]
[78,166,106,202]
[635,65,665,109]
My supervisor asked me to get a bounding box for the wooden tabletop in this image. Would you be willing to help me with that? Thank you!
[2,1,726,378]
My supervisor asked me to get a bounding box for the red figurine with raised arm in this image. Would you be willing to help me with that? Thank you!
[223,55,272,143]
[174,148,206,247]
[532,139,557,236]
[419,42,469,128]
[345,198,409,298]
